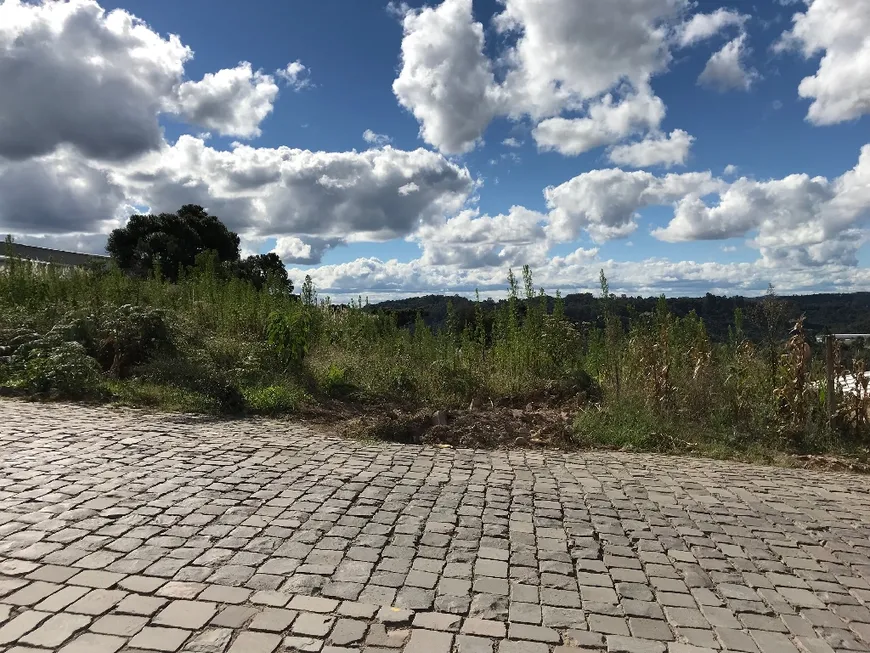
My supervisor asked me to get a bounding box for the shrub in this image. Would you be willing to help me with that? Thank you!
[97,305,172,377]
[321,364,356,398]
[244,384,304,414]
[427,359,478,404]
[266,309,312,367]
[139,350,245,413]
[15,341,103,398]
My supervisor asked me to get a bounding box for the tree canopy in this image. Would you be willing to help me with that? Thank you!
[107,205,241,281]
[227,253,293,293]
[108,205,292,293]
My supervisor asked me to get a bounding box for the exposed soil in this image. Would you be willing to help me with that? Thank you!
[298,395,870,474]
[300,392,589,450]
[791,454,870,475]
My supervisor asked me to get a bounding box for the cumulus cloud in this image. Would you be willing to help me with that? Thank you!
[0,148,126,234]
[674,8,748,48]
[494,0,685,118]
[0,0,189,161]
[608,129,694,168]
[724,164,739,176]
[544,169,723,242]
[392,0,501,154]
[0,0,303,160]
[0,0,478,268]
[174,62,280,138]
[277,60,311,90]
[502,138,522,148]
[5,0,870,299]
[653,144,870,264]
[532,87,665,156]
[289,252,870,303]
[698,34,759,92]
[391,0,694,156]
[363,130,392,146]
[776,0,870,125]
[413,206,547,268]
[114,136,475,252]
[272,236,342,264]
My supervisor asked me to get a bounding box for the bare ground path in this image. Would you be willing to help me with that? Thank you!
[1,401,870,653]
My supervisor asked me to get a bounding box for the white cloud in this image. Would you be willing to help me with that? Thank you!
[532,87,665,156]
[653,144,870,264]
[502,138,522,148]
[698,34,759,92]
[534,142,870,266]
[494,0,686,118]
[113,136,475,254]
[272,236,341,264]
[392,0,501,154]
[0,0,304,157]
[544,168,723,242]
[290,252,870,303]
[277,60,311,90]
[0,0,190,161]
[174,62,280,138]
[675,8,748,48]
[391,0,693,156]
[724,164,739,176]
[363,130,392,146]
[0,147,126,234]
[776,0,870,125]
[4,0,870,299]
[413,206,547,268]
[608,129,694,168]
[0,0,477,267]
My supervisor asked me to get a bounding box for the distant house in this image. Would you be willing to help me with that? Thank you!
[0,241,110,269]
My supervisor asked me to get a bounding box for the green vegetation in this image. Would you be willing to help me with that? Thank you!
[2,226,869,462]
[372,287,870,344]
[106,204,293,291]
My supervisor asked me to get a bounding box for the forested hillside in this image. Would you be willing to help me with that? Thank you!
[370,291,870,342]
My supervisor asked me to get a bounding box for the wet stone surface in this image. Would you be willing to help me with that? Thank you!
[1,400,870,652]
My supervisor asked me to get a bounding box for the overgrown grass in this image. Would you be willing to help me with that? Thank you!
[2,252,868,460]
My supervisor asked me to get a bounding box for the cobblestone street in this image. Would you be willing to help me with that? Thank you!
[1,401,870,652]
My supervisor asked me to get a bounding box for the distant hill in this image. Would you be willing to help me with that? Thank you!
[368,292,870,343]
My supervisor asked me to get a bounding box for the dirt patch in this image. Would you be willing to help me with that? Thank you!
[298,396,870,471]
[422,402,579,449]
[790,453,870,475]
[301,394,587,450]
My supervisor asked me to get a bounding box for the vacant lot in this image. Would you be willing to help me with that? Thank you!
[2,257,869,463]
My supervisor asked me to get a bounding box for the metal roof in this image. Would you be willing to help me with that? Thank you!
[1,241,109,267]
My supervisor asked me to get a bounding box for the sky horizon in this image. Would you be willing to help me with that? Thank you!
[1,0,869,301]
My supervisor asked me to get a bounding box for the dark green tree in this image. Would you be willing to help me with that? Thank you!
[228,253,293,293]
[107,205,240,281]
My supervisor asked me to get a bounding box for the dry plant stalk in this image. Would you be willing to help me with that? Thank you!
[774,316,814,443]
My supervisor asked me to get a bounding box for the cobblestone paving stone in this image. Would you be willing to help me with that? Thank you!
[1,402,870,653]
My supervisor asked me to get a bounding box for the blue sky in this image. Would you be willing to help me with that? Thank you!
[2,0,870,299]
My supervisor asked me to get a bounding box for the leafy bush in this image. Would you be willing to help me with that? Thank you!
[14,341,103,398]
[321,364,355,398]
[266,309,312,367]
[139,350,245,413]
[427,359,478,404]
[97,305,172,377]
